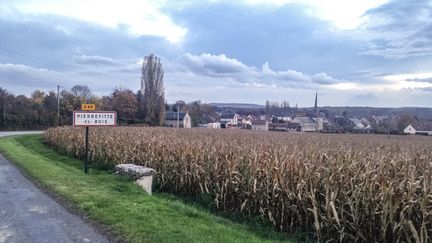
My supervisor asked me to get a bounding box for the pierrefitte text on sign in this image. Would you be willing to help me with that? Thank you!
[73,111,117,126]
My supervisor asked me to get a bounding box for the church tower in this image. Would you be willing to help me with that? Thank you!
[313,92,319,117]
[314,92,318,110]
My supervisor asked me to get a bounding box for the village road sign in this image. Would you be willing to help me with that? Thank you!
[73,111,117,127]
[81,104,96,111]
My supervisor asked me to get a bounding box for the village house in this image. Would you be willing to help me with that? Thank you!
[220,113,239,128]
[371,115,389,124]
[268,122,287,131]
[238,116,253,129]
[206,122,221,129]
[251,120,269,131]
[312,117,324,131]
[287,122,301,132]
[349,118,373,133]
[292,116,321,132]
[275,116,292,122]
[165,112,192,128]
[404,124,416,134]
[403,124,432,136]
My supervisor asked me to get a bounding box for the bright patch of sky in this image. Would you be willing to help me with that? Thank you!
[244,0,390,29]
[2,0,187,43]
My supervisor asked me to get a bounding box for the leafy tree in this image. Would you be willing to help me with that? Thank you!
[141,54,165,126]
[60,90,77,125]
[111,88,138,124]
[188,100,203,127]
[31,90,46,127]
[12,95,36,129]
[31,90,45,105]
[42,91,58,127]
[0,88,9,128]
[100,96,113,111]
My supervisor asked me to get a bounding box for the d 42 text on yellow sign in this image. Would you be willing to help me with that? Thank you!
[81,104,96,111]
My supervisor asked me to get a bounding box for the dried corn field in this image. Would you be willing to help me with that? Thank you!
[44,127,432,242]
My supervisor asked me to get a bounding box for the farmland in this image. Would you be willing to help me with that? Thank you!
[44,127,432,242]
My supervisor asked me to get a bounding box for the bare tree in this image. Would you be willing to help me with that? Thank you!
[71,85,92,101]
[141,54,165,126]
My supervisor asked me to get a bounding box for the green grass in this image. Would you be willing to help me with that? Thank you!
[0,134,310,243]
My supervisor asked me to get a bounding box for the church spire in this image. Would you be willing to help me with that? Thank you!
[314,91,318,110]
[313,91,319,117]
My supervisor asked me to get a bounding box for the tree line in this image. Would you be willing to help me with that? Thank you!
[0,54,216,130]
[0,84,217,130]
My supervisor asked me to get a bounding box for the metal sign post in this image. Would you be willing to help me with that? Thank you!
[73,107,117,174]
[85,126,89,174]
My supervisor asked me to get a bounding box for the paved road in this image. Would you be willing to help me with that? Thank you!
[0,132,109,243]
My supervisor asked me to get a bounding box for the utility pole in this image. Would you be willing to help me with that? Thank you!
[177,103,179,128]
[57,85,60,126]
[57,85,63,127]
[3,96,5,120]
[175,100,185,128]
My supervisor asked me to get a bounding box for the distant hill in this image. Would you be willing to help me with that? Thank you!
[321,106,432,119]
[208,103,432,119]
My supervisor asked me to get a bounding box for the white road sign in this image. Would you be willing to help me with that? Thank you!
[73,111,117,127]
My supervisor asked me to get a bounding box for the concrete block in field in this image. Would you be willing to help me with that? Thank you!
[115,164,155,195]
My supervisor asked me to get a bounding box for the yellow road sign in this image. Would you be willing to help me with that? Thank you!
[81,104,96,111]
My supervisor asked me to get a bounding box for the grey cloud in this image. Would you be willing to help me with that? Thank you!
[361,0,432,59]
[420,87,432,92]
[0,62,137,95]
[0,14,180,70]
[168,2,367,77]
[406,77,432,83]
[360,46,432,60]
[0,63,69,94]
[0,63,62,85]
[0,14,163,93]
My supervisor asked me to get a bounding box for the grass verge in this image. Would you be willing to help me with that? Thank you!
[0,134,310,243]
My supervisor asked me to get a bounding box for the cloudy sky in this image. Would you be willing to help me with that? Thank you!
[1,0,432,107]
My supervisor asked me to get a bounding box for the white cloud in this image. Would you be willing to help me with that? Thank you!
[177,53,342,89]
[182,53,249,74]
[73,55,119,66]
[382,72,432,82]
[327,73,432,92]
[1,0,187,43]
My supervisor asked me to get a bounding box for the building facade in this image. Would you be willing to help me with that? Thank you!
[165,112,192,128]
